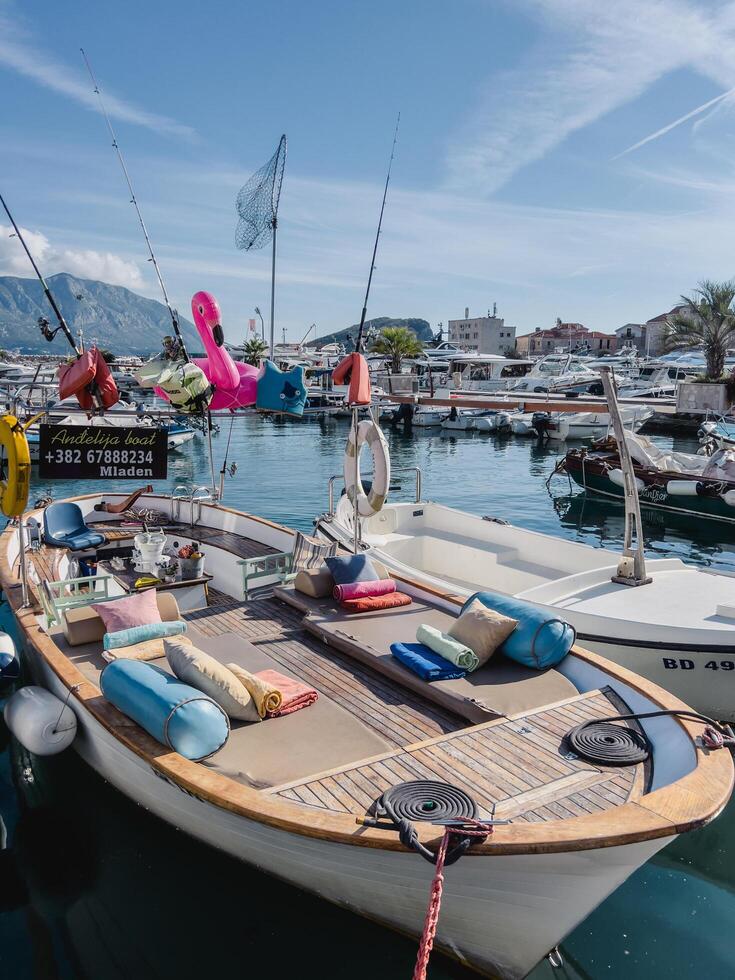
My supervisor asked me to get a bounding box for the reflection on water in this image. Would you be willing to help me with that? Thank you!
[3,413,735,979]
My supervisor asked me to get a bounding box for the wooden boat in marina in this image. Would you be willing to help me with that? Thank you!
[1,490,732,979]
[563,431,735,523]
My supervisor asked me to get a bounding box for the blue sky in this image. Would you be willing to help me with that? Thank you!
[2,0,735,344]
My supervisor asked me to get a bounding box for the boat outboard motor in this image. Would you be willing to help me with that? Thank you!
[532,412,552,439]
[394,403,413,426]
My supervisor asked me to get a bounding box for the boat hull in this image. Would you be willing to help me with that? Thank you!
[565,455,735,523]
[22,645,672,980]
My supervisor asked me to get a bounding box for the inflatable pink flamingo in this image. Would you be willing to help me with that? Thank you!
[188,291,258,411]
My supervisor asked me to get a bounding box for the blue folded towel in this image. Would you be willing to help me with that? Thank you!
[103,620,187,651]
[390,642,467,681]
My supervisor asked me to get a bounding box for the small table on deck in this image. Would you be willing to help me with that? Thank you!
[96,558,212,613]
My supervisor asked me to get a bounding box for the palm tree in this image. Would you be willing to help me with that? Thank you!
[239,337,269,366]
[664,280,735,380]
[369,326,423,373]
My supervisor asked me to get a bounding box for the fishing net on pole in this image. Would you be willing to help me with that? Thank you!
[235,135,287,251]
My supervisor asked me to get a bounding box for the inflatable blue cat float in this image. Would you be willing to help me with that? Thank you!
[256,361,307,417]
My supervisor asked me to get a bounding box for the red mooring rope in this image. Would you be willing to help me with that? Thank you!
[413,822,494,980]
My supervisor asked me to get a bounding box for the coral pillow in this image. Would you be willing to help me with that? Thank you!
[340,592,412,613]
[448,600,517,667]
[92,589,161,634]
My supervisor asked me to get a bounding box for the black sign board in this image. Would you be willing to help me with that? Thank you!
[38,424,168,480]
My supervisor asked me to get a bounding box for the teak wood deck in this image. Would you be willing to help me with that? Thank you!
[184,589,647,821]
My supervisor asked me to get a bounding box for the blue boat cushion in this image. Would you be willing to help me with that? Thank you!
[325,553,378,586]
[461,591,576,670]
[100,659,230,761]
[256,361,307,416]
[104,620,187,651]
[43,501,105,550]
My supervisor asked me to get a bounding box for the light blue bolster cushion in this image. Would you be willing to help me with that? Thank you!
[462,591,576,670]
[103,620,187,651]
[100,660,229,761]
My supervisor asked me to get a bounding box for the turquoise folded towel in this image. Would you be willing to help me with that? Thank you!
[104,620,187,651]
[416,623,479,672]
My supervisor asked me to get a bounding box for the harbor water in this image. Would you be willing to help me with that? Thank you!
[1,414,733,979]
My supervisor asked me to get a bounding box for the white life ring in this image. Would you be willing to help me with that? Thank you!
[344,419,390,516]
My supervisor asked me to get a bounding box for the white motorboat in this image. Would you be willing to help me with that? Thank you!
[544,406,654,441]
[467,409,516,433]
[509,412,538,436]
[1,491,732,980]
[411,404,447,427]
[440,406,475,430]
[507,353,600,394]
[321,495,735,720]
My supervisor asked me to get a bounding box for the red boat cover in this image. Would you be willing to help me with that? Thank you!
[332,352,371,405]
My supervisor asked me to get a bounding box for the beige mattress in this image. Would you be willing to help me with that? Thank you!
[275,586,578,723]
[51,624,392,790]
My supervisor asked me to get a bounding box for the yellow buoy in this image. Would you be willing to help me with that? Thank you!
[0,414,32,518]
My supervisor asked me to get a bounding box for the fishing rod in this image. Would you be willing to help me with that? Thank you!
[0,192,80,355]
[80,48,190,362]
[354,112,400,355]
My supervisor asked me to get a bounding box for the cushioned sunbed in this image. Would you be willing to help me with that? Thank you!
[274,586,578,723]
[52,624,393,789]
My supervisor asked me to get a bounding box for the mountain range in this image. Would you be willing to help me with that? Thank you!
[0,273,200,354]
[309,316,433,350]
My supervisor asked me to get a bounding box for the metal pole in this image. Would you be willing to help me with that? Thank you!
[206,411,218,499]
[269,221,277,361]
[598,367,651,586]
[17,519,30,608]
[352,406,360,555]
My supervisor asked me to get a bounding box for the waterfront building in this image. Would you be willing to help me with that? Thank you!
[447,306,516,355]
[516,320,617,356]
[614,323,646,352]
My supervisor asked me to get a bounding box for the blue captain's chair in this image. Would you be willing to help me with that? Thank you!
[43,502,106,550]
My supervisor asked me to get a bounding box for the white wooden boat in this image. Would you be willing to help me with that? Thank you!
[321,497,735,720]
[1,491,731,980]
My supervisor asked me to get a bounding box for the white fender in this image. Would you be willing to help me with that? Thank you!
[608,468,644,492]
[0,630,18,684]
[666,480,701,496]
[722,489,735,507]
[344,419,391,517]
[4,686,77,755]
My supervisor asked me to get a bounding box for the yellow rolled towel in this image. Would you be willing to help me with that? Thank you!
[227,663,283,719]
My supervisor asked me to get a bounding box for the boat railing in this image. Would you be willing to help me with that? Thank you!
[189,486,214,526]
[326,466,422,516]
[170,485,189,522]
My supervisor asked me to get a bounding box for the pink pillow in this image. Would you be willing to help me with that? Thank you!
[91,589,161,633]
[333,579,396,602]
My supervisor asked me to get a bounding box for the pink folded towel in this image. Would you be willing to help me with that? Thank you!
[333,578,397,602]
[254,669,319,716]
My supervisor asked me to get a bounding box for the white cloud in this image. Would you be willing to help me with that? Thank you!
[0,10,195,139]
[445,0,735,194]
[0,224,144,289]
